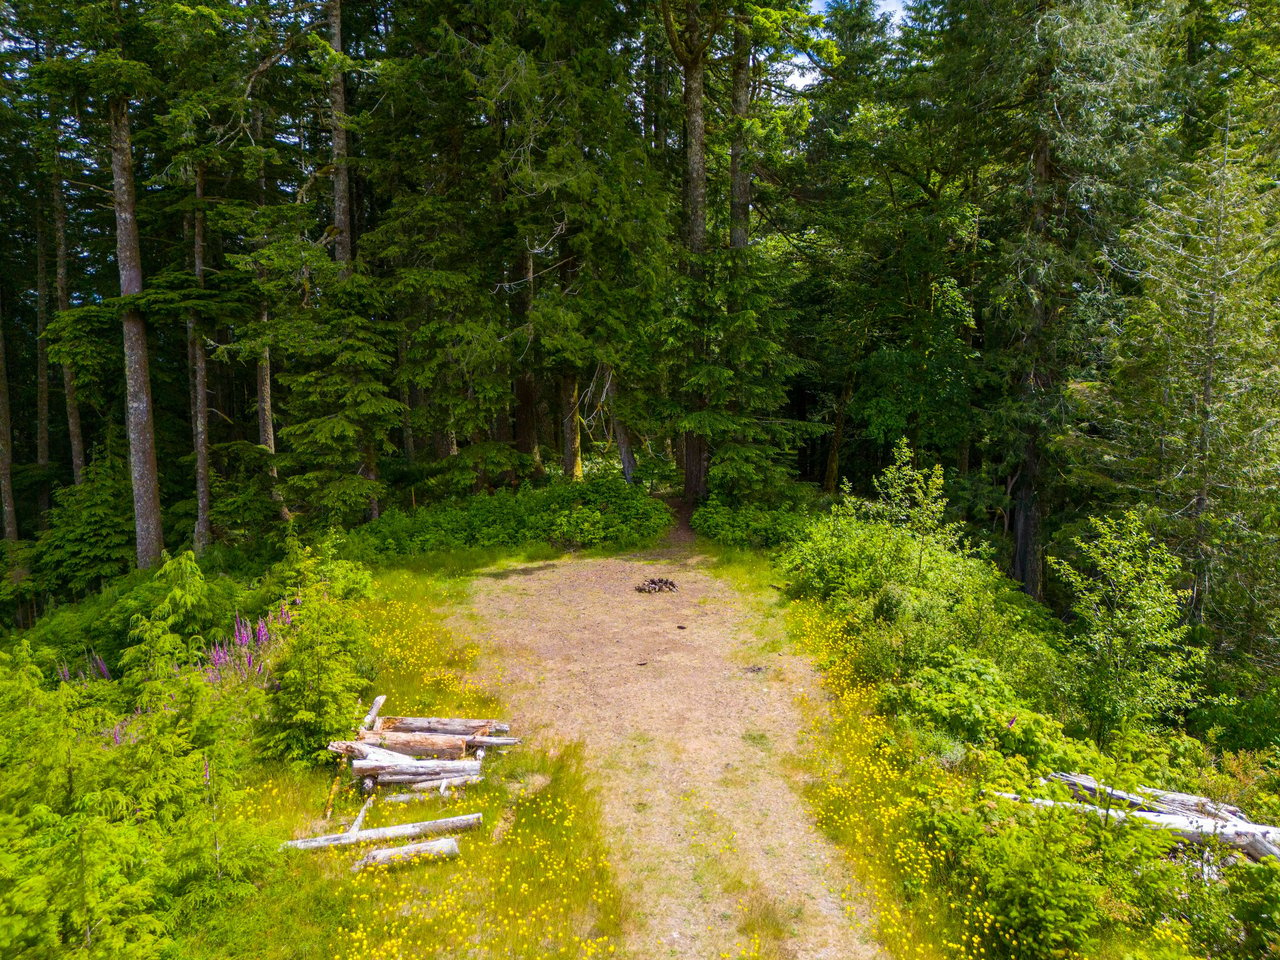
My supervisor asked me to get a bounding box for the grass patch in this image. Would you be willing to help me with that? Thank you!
[173,562,626,959]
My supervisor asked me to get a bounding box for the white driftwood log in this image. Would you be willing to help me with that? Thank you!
[995,792,1280,859]
[356,730,468,759]
[281,812,482,850]
[351,838,459,871]
[328,741,418,763]
[361,695,387,731]
[352,758,482,779]
[1046,772,1280,861]
[378,717,510,736]
[407,775,483,792]
[349,795,375,834]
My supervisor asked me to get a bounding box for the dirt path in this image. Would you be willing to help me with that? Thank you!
[460,546,883,960]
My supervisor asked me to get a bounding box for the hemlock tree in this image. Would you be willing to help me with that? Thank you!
[1079,137,1280,654]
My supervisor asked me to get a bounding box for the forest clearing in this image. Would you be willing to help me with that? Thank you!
[6,0,1280,956]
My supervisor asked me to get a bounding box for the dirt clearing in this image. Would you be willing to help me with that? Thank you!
[460,547,884,960]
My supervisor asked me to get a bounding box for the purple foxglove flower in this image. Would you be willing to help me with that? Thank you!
[92,654,111,680]
[256,618,269,645]
[57,664,70,683]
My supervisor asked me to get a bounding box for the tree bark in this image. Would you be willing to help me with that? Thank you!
[350,758,483,779]
[0,306,18,543]
[823,379,854,494]
[329,0,352,271]
[190,167,212,553]
[560,374,583,481]
[377,717,510,736]
[351,838,460,870]
[604,369,636,483]
[662,1,714,504]
[50,169,84,485]
[281,813,480,850]
[35,212,50,519]
[729,11,751,254]
[109,94,164,569]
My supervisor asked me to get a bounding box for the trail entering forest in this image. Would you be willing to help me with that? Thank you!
[457,541,884,960]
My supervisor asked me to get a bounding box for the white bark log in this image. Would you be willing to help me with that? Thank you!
[282,813,482,850]
[349,795,375,834]
[351,838,459,871]
[406,775,483,793]
[329,742,415,763]
[352,758,482,778]
[995,792,1280,859]
[361,695,387,731]
[378,717,510,736]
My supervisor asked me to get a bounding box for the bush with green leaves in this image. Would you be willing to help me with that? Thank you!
[1050,511,1202,747]
[342,475,672,562]
[690,496,813,548]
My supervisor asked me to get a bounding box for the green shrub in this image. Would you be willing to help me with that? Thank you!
[343,475,671,562]
[781,503,1065,703]
[881,653,1083,773]
[690,496,812,548]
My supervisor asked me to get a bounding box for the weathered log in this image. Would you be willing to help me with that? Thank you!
[378,717,510,736]
[470,735,521,747]
[361,694,387,731]
[352,758,482,778]
[329,741,418,763]
[406,775,483,793]
[355,730,468,759]
[351,838,459,871]
[349,795,375,834]
[281,812,482,850]
[995,792,1280,860]
[1046,773,1280,860]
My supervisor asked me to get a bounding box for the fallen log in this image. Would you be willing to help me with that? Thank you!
[281,812,482,850]
[356,730,468,759]
[377,717,510,736]
[406,775,483,793]
[995,792,1280,860]
[352,758,482,779]
[349,795,375,834]
[1047,773,1280,862]
[361,695,387,731]
[351,838,459,871]
[329,741,420,763]
[470,735,521,747]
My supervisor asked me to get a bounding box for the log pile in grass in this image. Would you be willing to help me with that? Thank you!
[996,771,1280,863]
[286,696,519,869]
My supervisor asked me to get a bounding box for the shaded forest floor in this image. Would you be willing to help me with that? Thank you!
[450,536,885,960]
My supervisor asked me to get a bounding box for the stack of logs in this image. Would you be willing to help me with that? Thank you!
[997,772,1280,863]
[281,695,519,871]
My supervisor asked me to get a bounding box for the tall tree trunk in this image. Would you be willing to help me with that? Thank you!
[329,0,352,271]
[434,429,458,459]
[1011,131,1054,599]
[398,340,416,461]
[190,167,212,553]
[560,374,583,481]
[0,303,17,543]
[109,94,164,569]
[35,212,50,519]
[50,171,85,485]
[515,372,543,475]
[662,1,714,504]
[604,369,636,483]
[823,379,853,494]
[679,53,709,504]
[513,247,543,474]
[729,11,751,255]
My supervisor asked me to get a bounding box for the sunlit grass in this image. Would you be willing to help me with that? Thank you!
[173,561,625,959]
